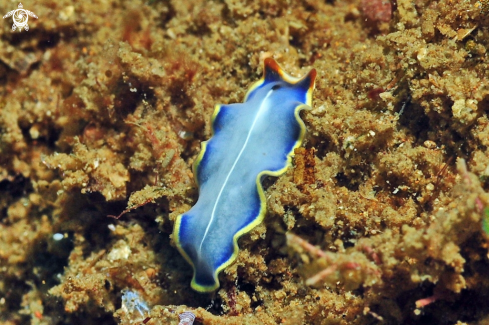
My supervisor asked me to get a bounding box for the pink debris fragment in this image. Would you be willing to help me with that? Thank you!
[361,0,393,24]
[415,294,438,309]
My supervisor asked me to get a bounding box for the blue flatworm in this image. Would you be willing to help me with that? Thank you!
[173,58,316,292]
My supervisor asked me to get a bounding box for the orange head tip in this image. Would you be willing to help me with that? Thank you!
[264,58,283,75]
[308,68,317,87]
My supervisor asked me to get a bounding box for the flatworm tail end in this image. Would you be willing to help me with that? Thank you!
[174,211,222,292]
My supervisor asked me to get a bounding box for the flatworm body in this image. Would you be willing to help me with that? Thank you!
[174,58,316,292]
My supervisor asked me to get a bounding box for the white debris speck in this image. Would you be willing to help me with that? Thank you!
[121,289,150,318]
[108,224,116,231]
[343,136,356,150]
[29,125,40,139]
[59,5,75,20]
[108,240,131,261]
[167,28,176,39]
[53,233,64,241]
[178,130,193,140]
[417,48,427,62]
[178,311,196,325]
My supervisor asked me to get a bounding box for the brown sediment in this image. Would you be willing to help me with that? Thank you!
[293,147,316,193]
[2,0,489,324]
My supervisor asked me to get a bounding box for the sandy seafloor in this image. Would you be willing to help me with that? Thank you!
[2,0,489,324]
